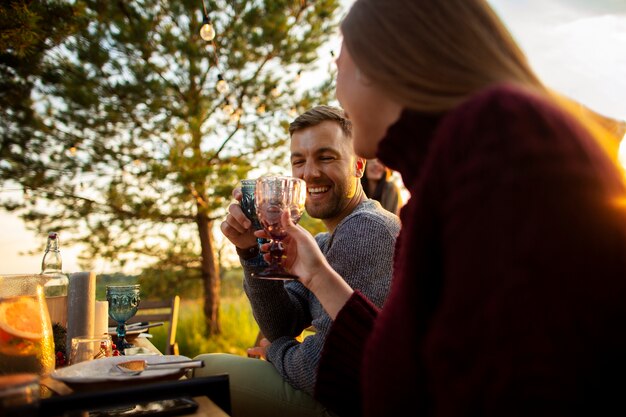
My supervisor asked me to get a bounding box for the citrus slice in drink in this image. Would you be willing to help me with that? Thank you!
[0,297,44,341]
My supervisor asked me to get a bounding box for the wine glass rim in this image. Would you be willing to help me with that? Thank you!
[106,284,140,289]
[257,175,305,183]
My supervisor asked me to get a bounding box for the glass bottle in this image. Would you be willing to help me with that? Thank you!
[40,232,69,328]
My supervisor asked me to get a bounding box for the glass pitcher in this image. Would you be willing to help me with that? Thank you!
[0,274,55,376]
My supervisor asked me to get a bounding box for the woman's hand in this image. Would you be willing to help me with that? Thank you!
[256,210,329,289]
[257,210,354,319]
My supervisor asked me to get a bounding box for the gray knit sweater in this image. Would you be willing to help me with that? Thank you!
[241,199,400,395]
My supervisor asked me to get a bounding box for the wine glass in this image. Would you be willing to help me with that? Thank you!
[0,278,54,377]
[253,176,306,280]
[241,179,270,247]
[106,284,140,352]
[240,179,263,231]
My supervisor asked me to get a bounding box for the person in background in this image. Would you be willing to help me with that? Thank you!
[270,0,626,416]
[361,158,402,215]
[193,105,400,417]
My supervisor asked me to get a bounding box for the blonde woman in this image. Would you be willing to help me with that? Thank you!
[262,0,626,416]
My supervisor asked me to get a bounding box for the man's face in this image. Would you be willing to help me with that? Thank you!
[290,121,361,221]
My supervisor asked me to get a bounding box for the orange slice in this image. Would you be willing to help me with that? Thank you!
[0,297,44,341]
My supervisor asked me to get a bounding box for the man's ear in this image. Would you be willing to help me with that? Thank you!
[355,158,366,178]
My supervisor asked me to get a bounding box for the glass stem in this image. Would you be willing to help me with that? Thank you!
[269,240,284,267]
[117,321,126,341]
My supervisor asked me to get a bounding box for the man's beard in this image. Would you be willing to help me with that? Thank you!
[305,196,343,220]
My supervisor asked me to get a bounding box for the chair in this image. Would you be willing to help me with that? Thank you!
[110,295,180,355]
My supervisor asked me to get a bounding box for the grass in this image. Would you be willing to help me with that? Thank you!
[146,293,260,358]
[98,267,261,358]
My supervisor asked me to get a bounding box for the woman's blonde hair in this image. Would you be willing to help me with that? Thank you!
[341,0,545,112]
[342,0,626,197]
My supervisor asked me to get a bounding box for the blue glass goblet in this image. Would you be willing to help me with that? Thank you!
[240,179,263,231]
[106,284,140,352]
[241,179,269,247]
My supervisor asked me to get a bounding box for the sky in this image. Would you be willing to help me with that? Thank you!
[1,0,625,275]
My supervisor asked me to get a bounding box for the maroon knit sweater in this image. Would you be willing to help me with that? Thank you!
[315,84,626,417]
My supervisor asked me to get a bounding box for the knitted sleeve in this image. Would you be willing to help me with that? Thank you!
[265,203,399,395]
[242,254,311,342]
[314,291,380,417]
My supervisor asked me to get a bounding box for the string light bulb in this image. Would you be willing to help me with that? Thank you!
[200,15,216,41]
[222,102,234,115]
[69,145,77,156]
[229,108,243,124]
[216,73,229,94]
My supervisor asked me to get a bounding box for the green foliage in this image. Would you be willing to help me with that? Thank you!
[299,211,326,237]
[97,267,258,356]
[95,273,138,300]
[176,294,259,358]
[1,0,341,333]
[1,0,340,268]
[0,0,83,201]
[148,287,259,357]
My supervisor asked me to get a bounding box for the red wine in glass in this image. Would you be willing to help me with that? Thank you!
[253,176,306,280]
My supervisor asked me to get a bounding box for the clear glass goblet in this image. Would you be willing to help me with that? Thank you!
[105,284,140,352]
[253,176,306,280]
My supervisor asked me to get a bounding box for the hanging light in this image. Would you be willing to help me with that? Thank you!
[229,108,243,124]
[216,73,229,94]
[222,101,234,115]
[200,14,216,41]
[69,144,77,156]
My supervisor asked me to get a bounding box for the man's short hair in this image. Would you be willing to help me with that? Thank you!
[289,105,352,138]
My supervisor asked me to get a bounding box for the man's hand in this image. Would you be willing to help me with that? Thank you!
[220,187,258,250]
[247,337,270,360]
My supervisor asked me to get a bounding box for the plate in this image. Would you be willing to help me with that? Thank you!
[107,327,148,336]
[51,355,190,390]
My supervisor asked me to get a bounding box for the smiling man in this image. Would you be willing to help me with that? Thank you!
[195,105,400,417]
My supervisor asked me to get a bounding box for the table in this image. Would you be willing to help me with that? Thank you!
[40,335,230,416]
[127,334,163,354]
[128,335,231,417]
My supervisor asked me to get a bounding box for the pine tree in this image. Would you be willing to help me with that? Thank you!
[0,0,341,335]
